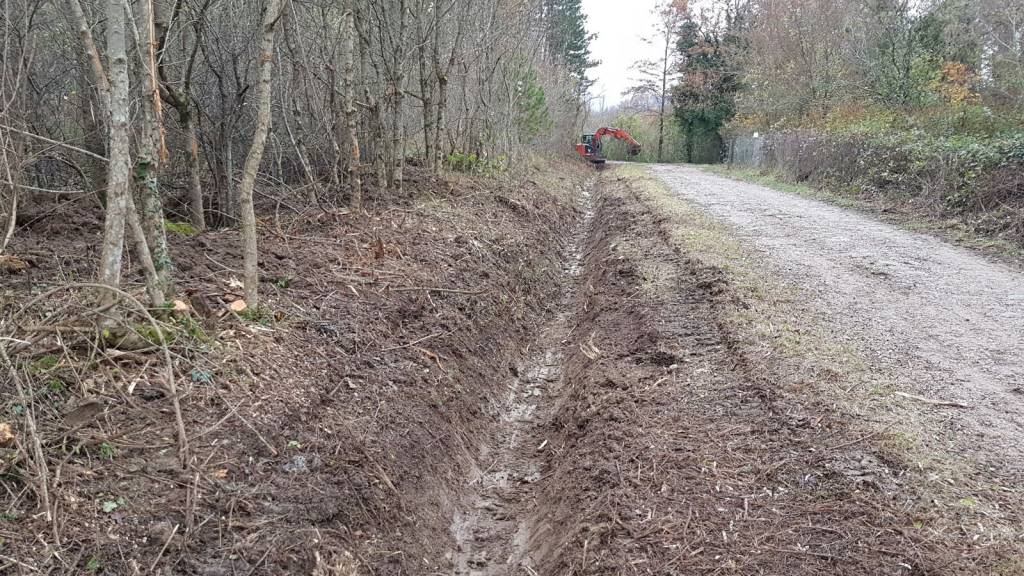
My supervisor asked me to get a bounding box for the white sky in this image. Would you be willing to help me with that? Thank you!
[583,0,663,110]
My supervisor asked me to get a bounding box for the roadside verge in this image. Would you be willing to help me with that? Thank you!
[526,165,1021,575]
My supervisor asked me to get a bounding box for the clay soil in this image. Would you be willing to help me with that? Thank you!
[2,164,1022,575]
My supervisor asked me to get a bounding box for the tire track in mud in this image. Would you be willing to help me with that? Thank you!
[449,183,594,575]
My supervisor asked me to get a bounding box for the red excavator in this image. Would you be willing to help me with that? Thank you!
[575,127,641,165]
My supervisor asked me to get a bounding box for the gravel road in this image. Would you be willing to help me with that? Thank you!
[651,164,1024,468]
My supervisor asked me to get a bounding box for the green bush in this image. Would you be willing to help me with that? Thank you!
[444,152,506,174]
[749,127,1024,246]
[165,220,199,237]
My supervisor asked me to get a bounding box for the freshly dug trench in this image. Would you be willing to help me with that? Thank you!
[0,165,588,575]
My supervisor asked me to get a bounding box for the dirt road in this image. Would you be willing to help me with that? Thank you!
[651,164,1024,469]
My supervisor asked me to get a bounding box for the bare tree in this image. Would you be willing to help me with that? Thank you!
[238,0,285,309]
[98,0,131,300]
[342,0,362,209]
[156,0,213,230]
[625,1,686,162]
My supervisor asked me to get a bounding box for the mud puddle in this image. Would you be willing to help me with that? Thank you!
[449,185,593,575]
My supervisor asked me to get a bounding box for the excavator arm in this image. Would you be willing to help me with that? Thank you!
[593,127,642,156]
[575,127,642,164]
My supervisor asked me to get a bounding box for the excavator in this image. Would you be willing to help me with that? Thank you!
[575,127,641,165]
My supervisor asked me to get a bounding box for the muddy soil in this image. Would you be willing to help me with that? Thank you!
[4,162,1022,575]
[448,184,592,575]
[651,164,1024,472]
[0,165,586,575]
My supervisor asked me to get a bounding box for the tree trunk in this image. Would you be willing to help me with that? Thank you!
[237,0,284,310]
[357,10,386,191]
[135,0,172,300]
[222,122,235,225]
[434,74,447,169]
[66,0,111,202]
[0,132,18,254]
[370,97,386,190]
[127,195,164,307]
[657,23,670,164]
[416,4,434,170]
[186,115,205,229]
[98,0,131,301]
[67,0,111,118]
[342,0,362,210]
[387,0,407,190]
[154,0,206,231]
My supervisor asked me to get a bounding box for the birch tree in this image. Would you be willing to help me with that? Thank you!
[98,0,131,299]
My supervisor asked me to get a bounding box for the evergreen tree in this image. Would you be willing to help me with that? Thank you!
[672,13,744,162]
[545,0,598,94]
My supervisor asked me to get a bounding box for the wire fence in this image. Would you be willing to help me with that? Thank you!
[725,134,764,169]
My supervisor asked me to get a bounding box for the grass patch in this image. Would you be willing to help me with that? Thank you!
[165,220,200,237]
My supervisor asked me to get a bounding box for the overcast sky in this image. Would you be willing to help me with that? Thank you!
[582,0,663,110]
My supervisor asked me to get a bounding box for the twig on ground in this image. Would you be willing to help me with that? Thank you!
[826,422,897,452]
[0,347,55,543]
[893,391,970,409]
[381,330,451,352]
[4,283,191,467]
[230,393,278,456]
[390,285,488,295]
[149,523,180,572]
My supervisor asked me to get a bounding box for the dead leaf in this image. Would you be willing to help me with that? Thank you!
[228,299,248,313]
[0,422,14,447]
[212,468,229,479]
[172,299,191,315]
[414,346,445,370]
[0,254,30,274]
[64,399,105,427]
[580,332,602,360]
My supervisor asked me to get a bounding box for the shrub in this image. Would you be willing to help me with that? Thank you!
[444,152,506,174]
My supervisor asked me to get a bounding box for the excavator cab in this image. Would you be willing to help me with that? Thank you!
[581,133,597,153]
[577,133,606,164]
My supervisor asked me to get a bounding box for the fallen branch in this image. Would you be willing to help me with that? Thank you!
[893,391,969,409]
[381,330,450,352]
[2,283,191,467]
[390,285,489,295]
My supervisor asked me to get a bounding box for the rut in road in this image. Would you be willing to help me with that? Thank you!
[449,184,593,575]
[651,164,1024,470]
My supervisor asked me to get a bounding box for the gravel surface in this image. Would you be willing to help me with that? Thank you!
[652,164,1024,468]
